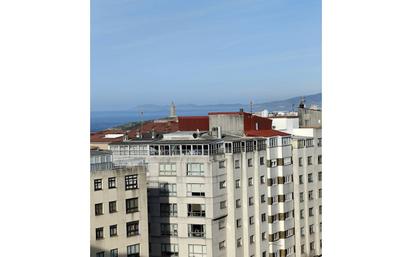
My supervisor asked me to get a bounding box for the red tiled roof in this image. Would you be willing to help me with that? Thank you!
[245,129,290,137]
[178,116,209,131]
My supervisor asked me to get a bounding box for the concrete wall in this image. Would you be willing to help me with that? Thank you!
[90,166,149,257]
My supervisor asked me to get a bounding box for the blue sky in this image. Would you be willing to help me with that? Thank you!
[91,0,321,111]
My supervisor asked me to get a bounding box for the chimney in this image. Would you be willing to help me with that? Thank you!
[240,108,244,113]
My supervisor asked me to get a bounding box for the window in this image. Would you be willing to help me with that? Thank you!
[262,232,267,240]
[299,175,304,184]
[219,180,226,189]
[262,252,266,257]
[109,201,116,213]
[309,224,314,234]
[308,173,313,183]
[110,249,118,257]
[319,205,322,215]
[161,243,179,257]
[126,198,139,213]
[219,161,225,168]
[237,238,242,247]
[160,183,177,196]
[236,219,242,228]
[261,194,266,203]
[249,197,254,206]
[125,174,138,190]
[248,158,253,167]
[318,138,322,147]
[318,188,322,198]
[96,252,104,257]
[160,203,177,217]
[108,177,116,189]
[310,242,315,251]
[307,156,313,165]
[159,163,177,176]
[219,241,226,250]
[110,225,117,237]
[235,160,240,169]
[301,245,305,254]
[248,177,253,186]
[126,221,139,237]
[188,224,205,238]
[249,216,254,225]
[95,203,103,215]
[187,163,205,176]
[260,175,265,184]
[318,171,322,181]
[300,192,304,202]
[188,244,206,257]
[300,209,304,219]
[161,223,178,237]
[300,226,305,236]
[261,213,266,222]
[187,183,205,197]
[236,199,241,208]
[318,155,322,164]
[309,207,314,216]
[220,201,227,209]
[218,219,226,229]
[127,244,140,257]
[320,222,322,232]
[299,157,303,167]
[260,157,265,165]
[94,179,102,191]
[250,235,255,244]
[235,179,240,188]
[96,227,104,240]
[188,204,205,217]
[308,191,314,200]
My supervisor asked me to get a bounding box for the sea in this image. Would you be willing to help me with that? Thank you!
[91,110,209,132]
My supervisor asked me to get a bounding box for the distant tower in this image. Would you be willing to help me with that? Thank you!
[170,101,176,117]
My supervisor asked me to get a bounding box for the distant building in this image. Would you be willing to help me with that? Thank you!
[90,150,149,257]
[297,98,322,128]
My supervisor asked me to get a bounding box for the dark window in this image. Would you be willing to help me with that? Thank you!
[108,177,116,189]
[125,174,138,190]
[110,225,117,237]
[96,227,104,240]
[127,244,140,257]
[261,213,266,222]
[126,198,139,213]
[248,158,253,167]
[95,203,103,215]
[127,221,139,237]
[94,179,102,191]
[109,201,117,213]
[260,157,265,165]
[160,203,177,217]
[110,249,118,257]
[96,252,105,257]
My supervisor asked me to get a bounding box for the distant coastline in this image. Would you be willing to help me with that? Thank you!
[91,93,321,132]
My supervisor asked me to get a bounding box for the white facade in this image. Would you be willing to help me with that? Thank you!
[90,151,150,257]
[110,133,298,257]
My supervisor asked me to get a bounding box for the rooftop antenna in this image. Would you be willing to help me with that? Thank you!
[139,111,144,139]
[250,100,253,114]
[299,96,305,108]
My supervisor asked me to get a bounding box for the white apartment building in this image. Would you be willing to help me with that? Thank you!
[109,111,301,257]
[91,150,150,257]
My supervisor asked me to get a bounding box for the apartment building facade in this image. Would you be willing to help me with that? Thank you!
[91,150,150,257]
[109,111,302,257]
